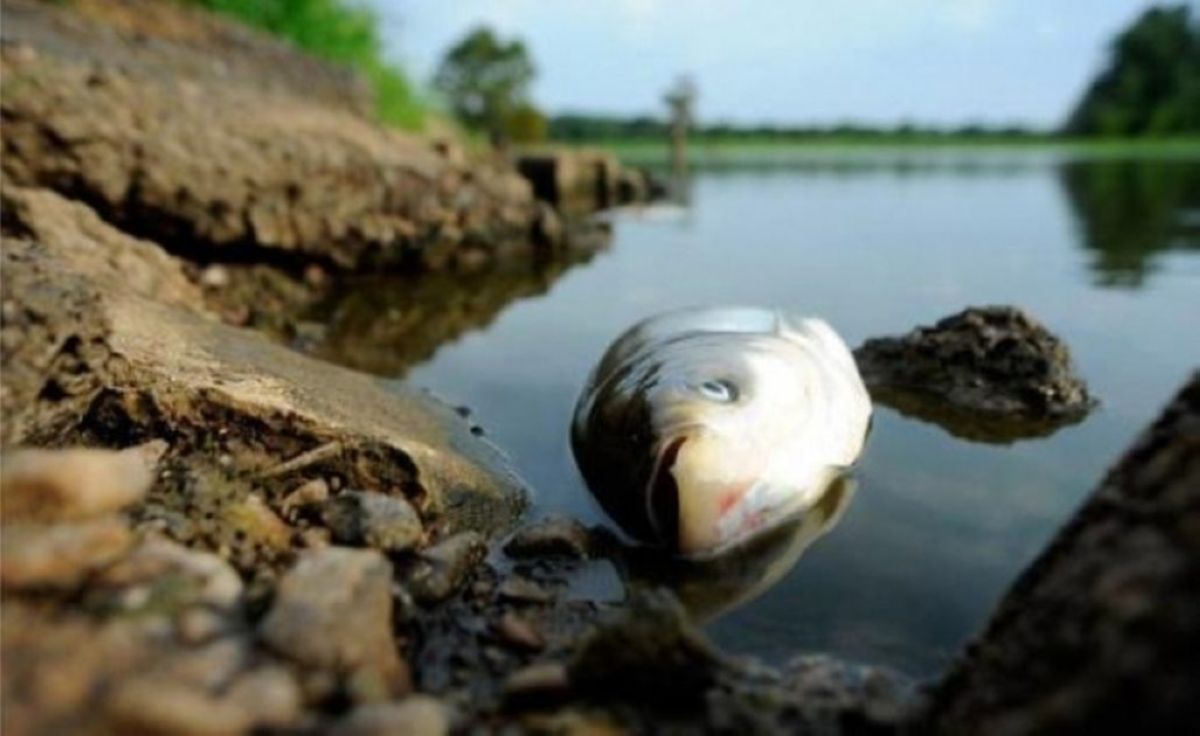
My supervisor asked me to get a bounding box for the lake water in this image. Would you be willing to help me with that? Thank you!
[333,148,1200,678]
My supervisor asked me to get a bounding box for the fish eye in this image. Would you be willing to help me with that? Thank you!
[696,379,738,403]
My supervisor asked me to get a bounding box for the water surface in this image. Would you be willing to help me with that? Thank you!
[373,148,1198,677]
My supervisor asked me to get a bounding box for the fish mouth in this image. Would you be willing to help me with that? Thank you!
[646,435,688,547]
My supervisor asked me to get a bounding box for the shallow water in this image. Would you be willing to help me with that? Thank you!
[379,149,1198,678]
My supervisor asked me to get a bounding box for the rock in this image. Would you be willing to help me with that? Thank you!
[1,183,530,538]
[1,517,133,590]
[515,148,632,213]
[95,536,244,612]
[225,665,304,729]
[854,306,1094,441]
[2,0,549,271]
[495,612,545,651]
[504,515,593,560]
[503,662,571,705]
[223,494,293,552]
[104,676,253,736]
[332,695,450,736]
[324,490,424,552]
[780,655,917,728]
[0,442,165,522]
[260,548,406,695]
[406,532,487,605]
[569,590,721,706]
[930,373,1200,733]
[497,576,555,605]
[281,477,330,516]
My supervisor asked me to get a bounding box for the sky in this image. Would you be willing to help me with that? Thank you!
[371,1,1172,129]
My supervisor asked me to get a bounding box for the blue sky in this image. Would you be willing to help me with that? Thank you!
[373,1,1169,128]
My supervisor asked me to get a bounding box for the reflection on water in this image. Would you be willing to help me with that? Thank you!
[311,250,603,377]
[606,473,856,624]
[365,147,1200,677]
[1060,158,1200,288]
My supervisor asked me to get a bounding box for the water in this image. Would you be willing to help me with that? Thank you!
[328,149,1200,678]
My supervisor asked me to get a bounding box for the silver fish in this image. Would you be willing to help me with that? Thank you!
[571,307,872,557]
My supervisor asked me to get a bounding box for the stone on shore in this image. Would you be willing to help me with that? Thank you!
[2,183,529,538]
[324,490,424,553]
[0,442,165,522]
[260,547,408,696]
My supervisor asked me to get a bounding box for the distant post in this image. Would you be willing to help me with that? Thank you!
[664,76,696,177]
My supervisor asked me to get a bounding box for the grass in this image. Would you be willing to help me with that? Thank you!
[181,0,426,129]
[578,136,1200,168]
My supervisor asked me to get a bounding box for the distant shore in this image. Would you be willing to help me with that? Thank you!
[570,137,1200,168]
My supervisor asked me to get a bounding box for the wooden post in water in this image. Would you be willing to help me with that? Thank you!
[664,76,696,181]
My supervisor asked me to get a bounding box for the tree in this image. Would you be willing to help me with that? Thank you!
[433,26,537,144]
[505,103,548,143]
[1066,5,1200,136]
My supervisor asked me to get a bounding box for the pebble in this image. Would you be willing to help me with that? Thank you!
[225,665,304,728]
[332,695,450,736]
[324,490,423,553]
[259,547,405,694]
[280,477,329,516]
[97,536,244,611]
[104,677,252,736]
[503,662,571,704]
[504,515,593,560]
[1,517,133,590]
[497,575,554,605]
[495,612,545,651]
[0,442,166,522]
[406,532,485,604]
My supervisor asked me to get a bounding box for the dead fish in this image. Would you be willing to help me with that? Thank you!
[571,307,872,557]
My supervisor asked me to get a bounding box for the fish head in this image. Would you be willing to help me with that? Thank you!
[575,332,817,557]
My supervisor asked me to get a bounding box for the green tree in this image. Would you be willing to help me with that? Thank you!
[1066,5,1200,136]
[433,27,537,144]
[505,103,548,143]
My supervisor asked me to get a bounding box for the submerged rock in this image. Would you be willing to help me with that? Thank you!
[855,306,1094,441]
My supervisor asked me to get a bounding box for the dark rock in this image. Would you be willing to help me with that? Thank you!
[503,662,571,706]
[324,490,424,553]
[260,548,407,696]
[504,515,593,560]
[495,612,545,651]
[854,306,1094,442]
[569,590,721,707]
[497,576,555,605]
[929,372,1200,734]
[406,532,487,605]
